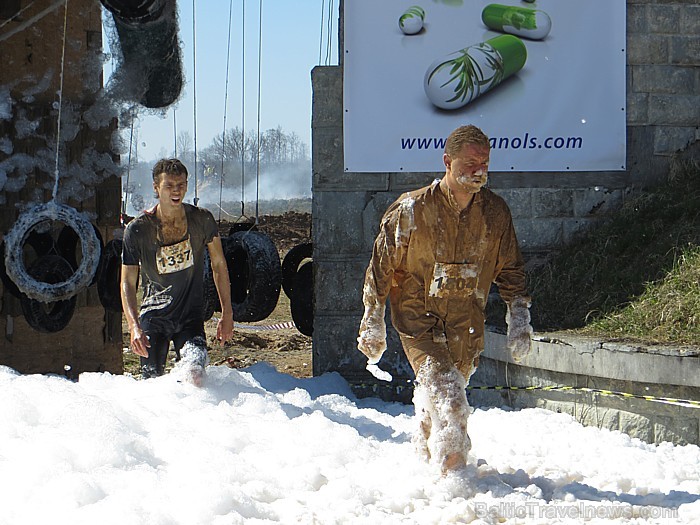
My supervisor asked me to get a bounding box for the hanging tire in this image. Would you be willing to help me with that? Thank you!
[4,203,101,302]
[103,0,184,108]
[291,260,313,336]
[57,224,104,286]
[20,255,77,333]
[202,246,219,321]
[96,239,124,312]
[224,231,281,322]
[1,233,55,299]
[281,242,312,299]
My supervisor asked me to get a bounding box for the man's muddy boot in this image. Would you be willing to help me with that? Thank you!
[441,451,467,474]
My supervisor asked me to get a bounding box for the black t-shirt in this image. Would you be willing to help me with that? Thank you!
[122,203,218,334]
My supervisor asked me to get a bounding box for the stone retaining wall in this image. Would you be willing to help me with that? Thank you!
[470,331,700,445]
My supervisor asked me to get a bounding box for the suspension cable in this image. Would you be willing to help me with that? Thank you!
[254,0,263,222]
[191,0,199,206]
[219,0,235,223]
[52,0,69,201]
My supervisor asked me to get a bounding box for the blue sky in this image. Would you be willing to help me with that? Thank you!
[103,1,339,162]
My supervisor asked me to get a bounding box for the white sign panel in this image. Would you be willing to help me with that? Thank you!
[344,0,627,173]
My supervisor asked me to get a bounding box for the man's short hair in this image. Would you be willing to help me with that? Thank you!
[152,158,188,184]
[444,125,490,157]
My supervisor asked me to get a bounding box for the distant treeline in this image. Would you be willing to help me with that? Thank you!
[122,126,311,215]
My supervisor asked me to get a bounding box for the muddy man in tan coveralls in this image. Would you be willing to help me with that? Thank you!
[357,125,533,474]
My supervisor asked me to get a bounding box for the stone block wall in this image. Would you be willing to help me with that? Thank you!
[311,0,700,422]
[470,332,700,446]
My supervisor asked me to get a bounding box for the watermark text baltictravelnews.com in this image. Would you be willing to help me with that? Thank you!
[474,501,678,520]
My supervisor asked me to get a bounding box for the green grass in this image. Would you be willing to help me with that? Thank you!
[586,246,700,344]
[490,159,700,346]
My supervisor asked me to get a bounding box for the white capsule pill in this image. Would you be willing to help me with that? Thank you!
[482,4,552,40]
[399,6,425,35]
[424,34,527,110]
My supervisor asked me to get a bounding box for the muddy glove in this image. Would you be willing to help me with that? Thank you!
[357,304,393,382]
[506,297,533,363]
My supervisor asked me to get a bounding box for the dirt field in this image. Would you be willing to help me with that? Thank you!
[122,212,313,379]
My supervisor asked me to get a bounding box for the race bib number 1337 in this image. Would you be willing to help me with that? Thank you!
[156,237,194,274]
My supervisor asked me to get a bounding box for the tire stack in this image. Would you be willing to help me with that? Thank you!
[223,230,281,323]
[281,243,313,336]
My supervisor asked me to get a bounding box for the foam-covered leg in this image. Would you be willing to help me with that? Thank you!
[416,356,471,474]
[173,336,209,387]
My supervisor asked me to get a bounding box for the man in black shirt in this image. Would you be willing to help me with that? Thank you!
[121,158,234,385]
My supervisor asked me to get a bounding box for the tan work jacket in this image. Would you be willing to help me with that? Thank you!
[363,178,528,368]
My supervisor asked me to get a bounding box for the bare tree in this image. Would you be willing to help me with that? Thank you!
[176,131,194,158]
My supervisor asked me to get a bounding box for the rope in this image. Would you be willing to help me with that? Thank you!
[173,109,177,156]
[325,0,334,66]
[254,0,263,223]
[51,0,69,201]
[0,0,65,43]
[240,0,246,218]
[122,115,136,216]
[219,0,235,223]
[191,0,199,206]
[318,0,325,64]
[0,0,38,30]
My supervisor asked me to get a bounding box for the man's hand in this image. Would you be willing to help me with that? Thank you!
[357,304,387,363]
[506,297,533,362]
[130,325,151,357]
[216,314,234,342]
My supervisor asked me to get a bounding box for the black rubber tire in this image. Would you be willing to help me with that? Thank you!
[20,255,77,333]
[97,239,124,312]
[1,233,55,299]
[4,203,101,302]
[107,0,183,108]
[224,231,281,322]
[291,260,313,336]
[202,246,218,321]
[281,242,313,299]
[57,224,104,286]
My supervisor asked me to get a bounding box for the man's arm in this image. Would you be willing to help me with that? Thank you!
[120,264,150,357]
[358,197,414,372]
[207,236,234,342]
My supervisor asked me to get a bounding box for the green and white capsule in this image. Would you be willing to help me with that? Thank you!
[399,6,425,35]
[482,4,552,40]
[424,34,526,110]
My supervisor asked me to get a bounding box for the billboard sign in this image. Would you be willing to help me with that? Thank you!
[344,0,627,173]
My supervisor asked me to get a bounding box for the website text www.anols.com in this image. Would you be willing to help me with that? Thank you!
[400,134,583,151]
